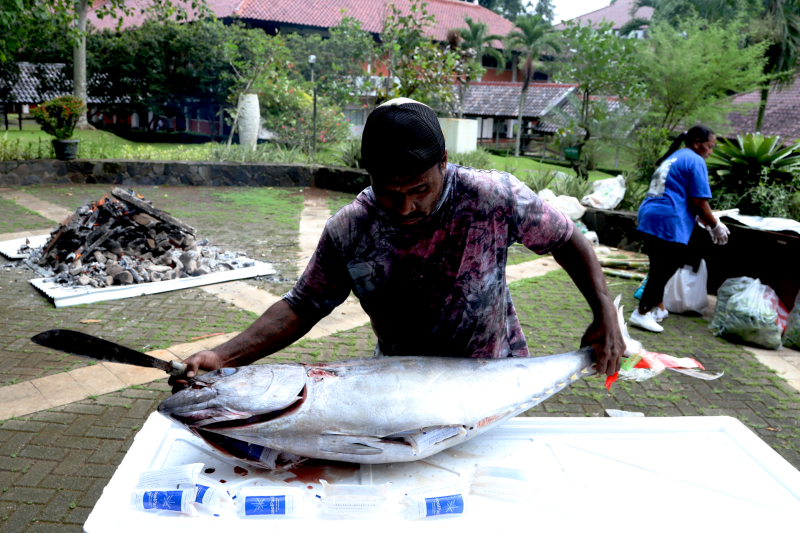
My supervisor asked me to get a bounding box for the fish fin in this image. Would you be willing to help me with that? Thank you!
[318,436,384,455]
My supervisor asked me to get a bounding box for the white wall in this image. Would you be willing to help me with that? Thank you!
[438,118,478,153]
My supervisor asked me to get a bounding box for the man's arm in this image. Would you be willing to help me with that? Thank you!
[551,229,625,376]
[168,300,321,391]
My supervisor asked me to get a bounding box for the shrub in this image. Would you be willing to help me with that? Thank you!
[707,133,800,196]
[337,135,362,169]
[631,126,670,181]
[31,96,87,140]
[520,169,557,193]
[448,148,493,169]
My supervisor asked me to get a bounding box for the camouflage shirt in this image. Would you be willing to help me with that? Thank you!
[284,163,573,358]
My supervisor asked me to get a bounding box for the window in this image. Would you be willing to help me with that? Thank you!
[344,108,364,126]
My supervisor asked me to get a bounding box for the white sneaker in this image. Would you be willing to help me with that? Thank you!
[653,307,669,323]
[629,309,664,333]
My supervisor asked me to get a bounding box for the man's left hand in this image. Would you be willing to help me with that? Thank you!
[580,309,625,377]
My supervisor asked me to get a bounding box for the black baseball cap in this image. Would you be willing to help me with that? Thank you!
[361,98,446,180]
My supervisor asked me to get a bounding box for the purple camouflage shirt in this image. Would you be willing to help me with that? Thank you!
[284,163,573,358]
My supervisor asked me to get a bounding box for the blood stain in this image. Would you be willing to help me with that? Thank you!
[219,480,226,483]
[234,466,248,476]
[307,486,313,490]
[204,468,215,474]
[283,460,359,485]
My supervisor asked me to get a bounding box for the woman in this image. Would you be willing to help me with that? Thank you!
[630,125,729,332]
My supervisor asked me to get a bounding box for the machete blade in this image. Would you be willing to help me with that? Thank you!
[31,329,179,374]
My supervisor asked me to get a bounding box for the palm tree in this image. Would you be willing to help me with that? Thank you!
[452,17,504,118]
[756,0,800,130]
[503,14,561,157]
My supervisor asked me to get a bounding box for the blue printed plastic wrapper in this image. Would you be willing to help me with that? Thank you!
[402,481,469,520]
[130,488,199,516]
[235,486,308,518]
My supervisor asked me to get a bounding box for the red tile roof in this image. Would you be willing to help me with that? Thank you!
[554,0,653,31]
[726,75,800,142]
[89,0,515,44]
[462,81,576,118]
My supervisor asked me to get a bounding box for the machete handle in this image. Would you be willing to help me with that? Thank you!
[168,361,208,377]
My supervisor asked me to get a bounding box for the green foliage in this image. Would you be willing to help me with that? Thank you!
[31,95,87,140]
[707,133,800,192]
[450,17,502,118]
[640,18,768,130]
[549,173,593,198]
[378,0,459,108]
[618,171,649,211]
[448,148,494,169]
[520,169,558,192]
[631,126,671,181]
[336,135,363,169]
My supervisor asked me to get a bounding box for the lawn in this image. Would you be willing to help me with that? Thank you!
[488,153,618,182]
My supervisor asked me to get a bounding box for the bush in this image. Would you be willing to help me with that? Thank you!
[337,135,362,169]
[448,148,493,169]
[520,169,557,193]
[631,126,670,181]
[31,96,87,140]
[617,171,648,211]
[707,133,800,195]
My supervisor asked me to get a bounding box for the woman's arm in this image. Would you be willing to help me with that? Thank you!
[689,197,717,228]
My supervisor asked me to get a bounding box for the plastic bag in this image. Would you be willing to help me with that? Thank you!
[538,189,587,221]
[709,277,784,350]
[782,292,800,350]
[663,260,709,314]
[581,175,626,209]
[401,481,469,520]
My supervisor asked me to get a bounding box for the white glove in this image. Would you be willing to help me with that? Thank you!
[710,221,730,245]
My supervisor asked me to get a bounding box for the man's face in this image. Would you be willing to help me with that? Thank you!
[691,135,716,159]
[371,151,448,226]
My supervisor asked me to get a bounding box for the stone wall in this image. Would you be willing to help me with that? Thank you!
[0,159,370,192]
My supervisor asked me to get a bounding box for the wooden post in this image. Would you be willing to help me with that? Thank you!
[495,119,500,149]
[19,107,23,130]
[3,104,8,130]
[210,105,215,141]
[543,134,547,159]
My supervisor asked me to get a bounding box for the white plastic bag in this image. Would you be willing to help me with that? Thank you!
[663,260,709,314]
[709,277,784,350]
[581,175,626,209]
[538,189,586,221]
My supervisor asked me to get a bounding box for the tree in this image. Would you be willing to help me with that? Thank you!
[378,0,459,108]
[504,14,561,157]
[534,0,555,24]
[478,0,533,21]
[639,19,768,130]
[555,21,642,177]
[450,17,504,118]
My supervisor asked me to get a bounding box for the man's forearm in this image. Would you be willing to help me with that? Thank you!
[552,230,615,318]
[212,300,320,367]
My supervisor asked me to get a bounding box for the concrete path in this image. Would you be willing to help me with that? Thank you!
[0,189,73,224]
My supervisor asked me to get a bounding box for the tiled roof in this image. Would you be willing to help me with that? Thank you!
[0,63,67,104]
[726,75,800,142]
[89,0,515,44]
[553,0,653,31]
[461,81,576,119]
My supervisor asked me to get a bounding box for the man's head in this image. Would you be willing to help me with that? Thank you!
[361,98,448,225]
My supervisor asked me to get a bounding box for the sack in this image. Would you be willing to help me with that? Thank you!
[634,275,648,300]
[663,260,709,314]
[709,277,784,350]
[581,175,626,210]
[782,292,800,350]
[538,189,587,221]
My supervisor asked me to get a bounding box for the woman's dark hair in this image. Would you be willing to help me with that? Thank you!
[654,125,715,167]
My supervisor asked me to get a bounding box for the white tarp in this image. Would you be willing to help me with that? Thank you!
[29,261,276,307]
[725,214,800,235]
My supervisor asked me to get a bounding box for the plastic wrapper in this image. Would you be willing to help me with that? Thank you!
[235,486,309,518]
[402,481,469,520]
[710,277,784,350]
[130,488,199,516]
[783,292,800,350]
[319,480,389,518]
[580,175,625,209]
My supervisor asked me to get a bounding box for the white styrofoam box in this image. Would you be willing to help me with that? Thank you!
[438,118,478,155]
[0,234,50,259]
[85,413,800,532]
[28,261,275,307]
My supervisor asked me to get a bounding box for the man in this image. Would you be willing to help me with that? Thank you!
[171,98,623,392]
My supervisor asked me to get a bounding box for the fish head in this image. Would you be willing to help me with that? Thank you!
[158,364,307,429]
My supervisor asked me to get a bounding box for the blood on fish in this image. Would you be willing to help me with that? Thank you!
[233,466,248,476]
[204,468,215,474]
[219,480,226,483]
[307,486,313,489]
[283,460,359,485]
[307,368,338,382]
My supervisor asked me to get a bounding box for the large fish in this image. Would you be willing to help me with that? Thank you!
[158,347,596,468]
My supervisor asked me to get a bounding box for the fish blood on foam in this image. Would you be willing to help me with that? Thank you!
[402,481,470,520]
[130,464,205,516]
[469,466,537,501]
[319,479,389,517]
[236,486,309,518]
[194,474,233,510]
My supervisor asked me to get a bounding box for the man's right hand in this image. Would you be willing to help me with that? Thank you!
[168,350,225,393]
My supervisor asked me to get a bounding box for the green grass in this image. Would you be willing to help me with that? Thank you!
[488,154,615,181]
[0,196,54,234]
[328,191,359,214]
[209,188,304,231]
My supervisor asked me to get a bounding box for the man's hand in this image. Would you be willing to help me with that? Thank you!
[581,310,624,377]
[168,350,225,393]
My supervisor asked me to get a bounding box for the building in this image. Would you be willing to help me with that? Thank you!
[726,75,800,142]
[553,0,653,36]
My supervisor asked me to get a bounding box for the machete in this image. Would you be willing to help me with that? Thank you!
[31,329,203,377]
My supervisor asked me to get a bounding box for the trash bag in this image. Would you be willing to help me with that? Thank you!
[783,292,800,350]
[634,275,648,300]
[538,189,587,221]
[709,277,783,350]
[663,260,709,314]
[581,175,626,210]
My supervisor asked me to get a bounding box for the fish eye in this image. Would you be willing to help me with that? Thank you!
[221,367,236,375]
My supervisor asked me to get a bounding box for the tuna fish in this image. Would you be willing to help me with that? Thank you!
[158,347,596,468]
